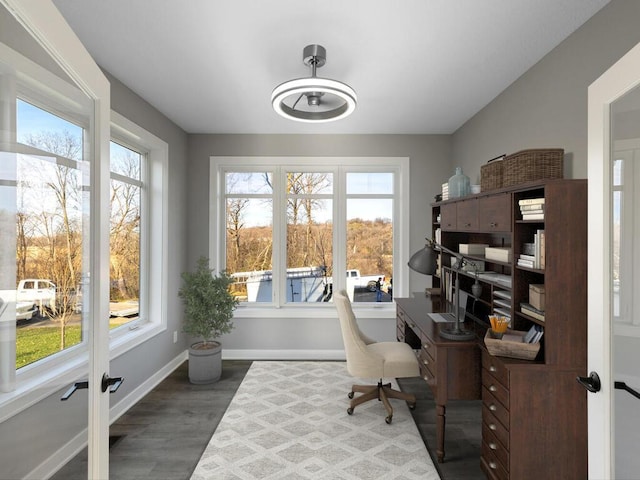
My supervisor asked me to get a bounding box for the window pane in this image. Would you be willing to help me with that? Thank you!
[346,198,393,302]
[287,172,333,194]
[226,198,273,303]
[111,141,141,180]
[347,172,393,194]
[14,124,85,368]
[226,172,272,194]
[286,199,332,303]
[109,175,141,327]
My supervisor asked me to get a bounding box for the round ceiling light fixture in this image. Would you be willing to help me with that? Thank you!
[271,44,357,123]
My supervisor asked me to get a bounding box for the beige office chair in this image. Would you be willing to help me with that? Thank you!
[334,289,420,424]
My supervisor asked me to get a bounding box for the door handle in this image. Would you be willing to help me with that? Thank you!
[576,371,601,393]
[60,374,124,400]
[102,373,124,393]
[614,381,640,400]
[61,380,89,401]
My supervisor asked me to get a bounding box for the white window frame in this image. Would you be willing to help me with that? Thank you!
[210,156,410,319]
[108,111,168,356]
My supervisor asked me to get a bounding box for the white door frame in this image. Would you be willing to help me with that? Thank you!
[587,41,640,479]
[1,1,112,478]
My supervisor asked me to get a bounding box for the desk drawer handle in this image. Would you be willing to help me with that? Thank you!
[489,385,497,392]
[489,442,497,450]
[422,359,429,366]
[489,366,497,372]
[489,404,497,412]
[489,423,497,431]
[489,461,497,470]
[423,375,430,382]
[409,322,416,328]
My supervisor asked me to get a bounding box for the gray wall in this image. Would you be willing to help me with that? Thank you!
[452,0,640,185]
[187,134,451,353]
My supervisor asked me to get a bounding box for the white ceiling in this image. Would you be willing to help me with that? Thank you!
[52,0,609,135]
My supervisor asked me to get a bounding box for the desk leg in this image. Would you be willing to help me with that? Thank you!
[436,403,446,463]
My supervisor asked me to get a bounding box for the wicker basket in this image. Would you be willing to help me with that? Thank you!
[480,155,505,191]
[484,330,540,361]
[503,149,564,187]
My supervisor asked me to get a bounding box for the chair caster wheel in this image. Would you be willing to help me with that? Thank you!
[385,415,393,424]
[347,407,354,415]
[348,392,354,399]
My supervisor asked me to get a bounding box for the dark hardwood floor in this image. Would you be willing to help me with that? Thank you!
[52,361,484,480]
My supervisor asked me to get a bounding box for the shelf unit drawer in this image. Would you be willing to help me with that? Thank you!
[479,193,512,232]
[483,368,509,407]
[456,198,478,231]
[440,202,457,230]
[481,446,509,480]
[483,408,509,451]
[482,350,509,388]
[483,386,509,428]
[483,422,509,472]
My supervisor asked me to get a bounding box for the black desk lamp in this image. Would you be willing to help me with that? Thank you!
[408,237,479,341]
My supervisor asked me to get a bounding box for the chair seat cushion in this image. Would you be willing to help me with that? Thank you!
[368,342,420,379]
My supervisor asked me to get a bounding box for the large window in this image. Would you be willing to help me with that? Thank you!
[213,157,408,309]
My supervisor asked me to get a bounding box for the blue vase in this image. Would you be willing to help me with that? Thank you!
[448,167,470,198]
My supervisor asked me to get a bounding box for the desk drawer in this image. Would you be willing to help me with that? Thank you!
[396,326,405,343]
[418,349,436,387]
[483,408,509,451]
[482,368,509,408]
[421,336,437,362]
[482,350,509,388]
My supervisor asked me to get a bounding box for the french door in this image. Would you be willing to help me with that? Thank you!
[0,1,111,478]
[587,40,640,478]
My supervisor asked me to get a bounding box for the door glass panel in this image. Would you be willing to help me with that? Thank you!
[0,5,97,478]
[610,83,640,477]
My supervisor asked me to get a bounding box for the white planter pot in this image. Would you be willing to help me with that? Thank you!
[188,341,222,384]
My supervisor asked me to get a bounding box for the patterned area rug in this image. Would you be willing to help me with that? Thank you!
[191,361,440,480]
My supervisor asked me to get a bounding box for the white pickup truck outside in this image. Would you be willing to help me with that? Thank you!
[16,279,57,312]
[346,269,385,292]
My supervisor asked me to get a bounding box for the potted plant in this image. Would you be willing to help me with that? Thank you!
[179,256,238,384]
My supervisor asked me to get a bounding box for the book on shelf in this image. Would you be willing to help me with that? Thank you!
[524,324,544,344]
[519,254,536,262]
[533,229,545,269]
[520,203,545,212]
[485,247,512,263]
[518,197,545,206]
[520,302,545,321]
[522,212,545,221]
[493,307,512,319]
[493,298,511,309]
[517,258,535,268]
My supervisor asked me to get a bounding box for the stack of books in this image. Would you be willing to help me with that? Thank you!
[523,324,544,344]
[519,197,545,220]
[520,302,545,321]
[442,182,449,201]
[516,229,545,269]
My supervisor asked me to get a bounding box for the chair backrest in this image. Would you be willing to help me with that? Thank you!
[334,290,383,377]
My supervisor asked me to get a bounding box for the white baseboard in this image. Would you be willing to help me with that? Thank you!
[222,349,346,361]
[31,350,188,480]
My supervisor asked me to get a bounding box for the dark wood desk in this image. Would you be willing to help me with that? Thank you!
[395,296,481,463]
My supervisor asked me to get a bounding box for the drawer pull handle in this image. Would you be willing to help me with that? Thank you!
[489,366,497,372]
[489,404,497,411]
[423,359,429,366]
[490,222,497,228]
[489,442,497,450]
[489,461,497,470]
[409,323,416,328]
[423,375,429,382]
[465,223,471,227]
[489,423,497,431]
[489,385,497,392]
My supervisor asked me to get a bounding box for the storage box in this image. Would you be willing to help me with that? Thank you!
[480,156,504,191]
[459,243,489,255]
[484,247,512,263]
[503,149,564,187]
[484,330,540,361]
[529,284,545,311]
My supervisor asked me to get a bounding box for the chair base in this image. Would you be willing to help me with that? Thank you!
[346,380,416,424]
